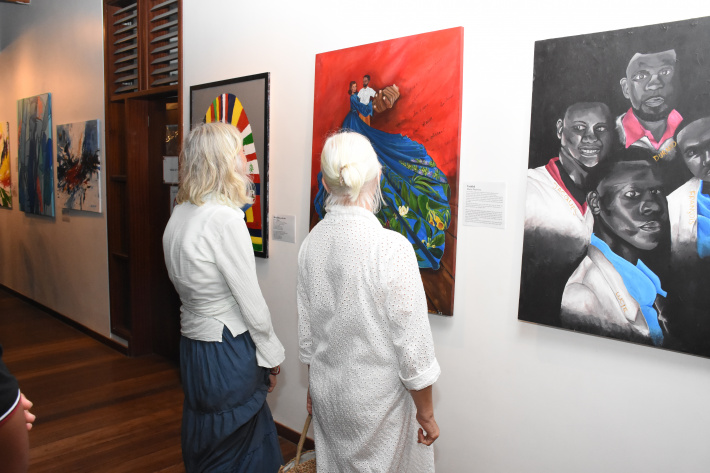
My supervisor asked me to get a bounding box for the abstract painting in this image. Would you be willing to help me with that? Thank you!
[190,73,270,258]
[0,122,11,208]
[520,16,710,358]
[18,93,53,216]
[309,28,463,315]
[56,120,101,213]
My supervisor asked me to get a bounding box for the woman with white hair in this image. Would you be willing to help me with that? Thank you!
[163,122,285,472]
[298,131,441,472]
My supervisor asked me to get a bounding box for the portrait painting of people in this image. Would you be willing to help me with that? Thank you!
[309,27,463,315]
[520,16,710,358]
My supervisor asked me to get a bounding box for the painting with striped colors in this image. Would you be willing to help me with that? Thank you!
[190,73,270,257]
[0,121,11,208]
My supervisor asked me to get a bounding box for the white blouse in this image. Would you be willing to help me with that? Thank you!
[297,205,440,472]
[162,200,284,368]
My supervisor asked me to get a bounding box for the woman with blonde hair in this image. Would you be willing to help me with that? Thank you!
[163,122,284,472]
[298,131,441,472]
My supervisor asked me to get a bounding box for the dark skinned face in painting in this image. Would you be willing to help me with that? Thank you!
[350,82,357,95]
[557,103,613,184]
[678,117,710,183]
[590,162,668,260]
[620,50,677,123]
[363,76,370,88]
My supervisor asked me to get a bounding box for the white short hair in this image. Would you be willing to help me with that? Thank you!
[176,122,254,209]
[320,131,382,212]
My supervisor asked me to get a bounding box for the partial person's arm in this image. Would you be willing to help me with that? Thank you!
[297,242,314,415]
[215,215,285,368]
[410,386,439,445]
[384,238,441,443]
[0,345,29,472]
[296,239,314,365]
[268,367,279,393]
[0,399,29,473]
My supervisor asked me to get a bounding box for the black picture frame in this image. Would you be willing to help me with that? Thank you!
[190,72,270,258]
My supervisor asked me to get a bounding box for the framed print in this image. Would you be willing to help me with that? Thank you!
[190,73,270,258]
[56,119,101,213]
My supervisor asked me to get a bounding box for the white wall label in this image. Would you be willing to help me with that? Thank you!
[163,156,179,184]
[463,181,506,229]
[272,215,296,243]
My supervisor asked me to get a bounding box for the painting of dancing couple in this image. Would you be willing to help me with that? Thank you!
[520,16,710,358]
[308,27,463,315]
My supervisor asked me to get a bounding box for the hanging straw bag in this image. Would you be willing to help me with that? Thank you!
[279,414,316,473]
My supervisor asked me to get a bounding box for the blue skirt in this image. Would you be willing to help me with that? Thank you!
[180,327,283,473]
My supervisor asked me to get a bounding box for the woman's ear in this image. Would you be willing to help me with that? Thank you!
[587,190,601,215]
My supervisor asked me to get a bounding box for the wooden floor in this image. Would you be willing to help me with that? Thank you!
[0,288,297,472]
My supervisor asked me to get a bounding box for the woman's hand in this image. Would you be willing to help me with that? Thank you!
[267,366,280,393]
[20,393,35,431]
[416,411,439,446]
[409,385,438,445]
[306,387,312,415]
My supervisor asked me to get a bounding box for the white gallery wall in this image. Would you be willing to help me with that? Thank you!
[183,1,710,472]
[0,0,708,471]
[0,0,110,337]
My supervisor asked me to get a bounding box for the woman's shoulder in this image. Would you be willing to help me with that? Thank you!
[191,200,243,218]
[184,202,246,234]
[376,226,415,256]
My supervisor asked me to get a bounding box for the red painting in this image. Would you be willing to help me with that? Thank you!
[309,27,463,315]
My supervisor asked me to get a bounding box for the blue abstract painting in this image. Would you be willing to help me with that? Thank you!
[18,93,53,216]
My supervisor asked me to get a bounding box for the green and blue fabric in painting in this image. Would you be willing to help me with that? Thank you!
[314,95,450,270]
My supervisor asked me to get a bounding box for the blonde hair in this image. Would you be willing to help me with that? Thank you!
[176,122,254,208]
[321,131,382,212]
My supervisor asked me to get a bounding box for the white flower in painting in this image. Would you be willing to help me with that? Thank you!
[398,205,409,217]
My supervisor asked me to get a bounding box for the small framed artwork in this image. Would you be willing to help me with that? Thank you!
[56,119,101,213]
[190,73,270,258]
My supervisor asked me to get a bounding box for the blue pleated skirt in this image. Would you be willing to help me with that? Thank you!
[180,327,283,473]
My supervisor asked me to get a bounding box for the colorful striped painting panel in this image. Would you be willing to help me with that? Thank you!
[205,93,264,252]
